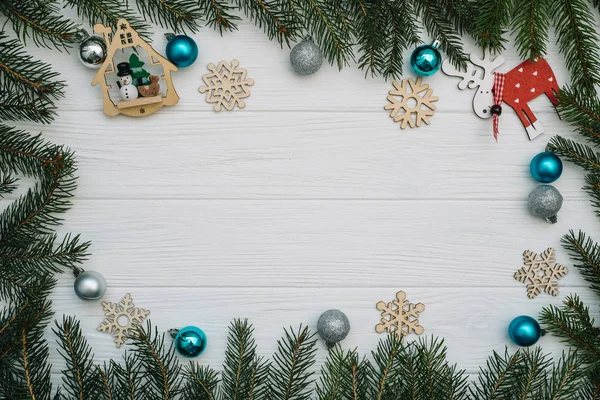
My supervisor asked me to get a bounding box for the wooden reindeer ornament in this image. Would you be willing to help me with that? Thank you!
[442,53,559,141]
[91,19,179,117]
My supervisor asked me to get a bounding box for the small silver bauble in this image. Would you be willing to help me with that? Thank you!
[78,30,107,69]
[290,36,323,75]
[74,270,107,300]
[528,184,563,223]
[317,309,350,347]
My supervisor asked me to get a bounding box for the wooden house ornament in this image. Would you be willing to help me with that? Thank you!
[91,19,179,117]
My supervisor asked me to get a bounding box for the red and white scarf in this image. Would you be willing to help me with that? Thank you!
[492,72,505,141]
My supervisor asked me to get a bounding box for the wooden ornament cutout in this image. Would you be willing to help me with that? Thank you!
[514,248,568,299]
[442,53,559,140]
[199,60,254,111]
[375,291,425,336]
[98,293,150,348]
[91,19,179,117]
[384,78,438,129]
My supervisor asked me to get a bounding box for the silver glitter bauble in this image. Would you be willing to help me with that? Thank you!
[317,309,350,347]
[290,36,323,75]
[528,184,563,223]
[74,270,107,300]
[78,30,107,69]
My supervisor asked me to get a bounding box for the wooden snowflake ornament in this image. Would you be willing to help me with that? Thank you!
[384,78,438,129]
[98,293,150,348]
[199,60,254,111]
[514,248,568,299]
[376,291,425,336]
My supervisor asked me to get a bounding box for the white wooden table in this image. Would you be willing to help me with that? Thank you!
[11,16,600,386]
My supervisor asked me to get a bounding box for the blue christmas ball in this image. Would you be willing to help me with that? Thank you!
[174,326,207,358]
[165,35,198,68]
[530,151,563,183]
[410,41,442,76]
[508,316,541,347]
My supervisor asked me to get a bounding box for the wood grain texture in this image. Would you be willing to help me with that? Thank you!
[4,8,600,391]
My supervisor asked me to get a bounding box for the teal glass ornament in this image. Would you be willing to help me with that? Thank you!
[410,40,442,76]
[165,34,198,68]
[169,326,207,358]
[530,151,563,183]
[508,316,542,347]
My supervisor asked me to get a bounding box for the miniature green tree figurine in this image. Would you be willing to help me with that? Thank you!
[129,53,150,86]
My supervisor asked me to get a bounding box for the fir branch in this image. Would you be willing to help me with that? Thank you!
[233,0,300,46]
[53,316,103,400]
[111,353,146,400]
[549,0,600,93]
[512,347,550,399]
[366,333,404,400]
[0,175,17,198]
[437,0,477,35]
[470,348,523,399]
[555,87,600,148]
[414,0,469,70]
[559,230,600,296]
[0,33,65,124]
[510,0,550,60]
[269,324,317,400]
[584,174,600,221]
[546,351,586,399]
[354,0,388,78]
[181,363,219,400]
[64,0,152,41]
[130,321,182,399]
[135,0,202,33]
[412,336,469,400]
[315,346,353,400]
[221,318,270,400]
[198,0,241,33]
[548,136,600,175]
[294,0,354,70]
[471,0,512,53]
[0,233,90,276]
[540,295,600,362]
[0,0,79,50]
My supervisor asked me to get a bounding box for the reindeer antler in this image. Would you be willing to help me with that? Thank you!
[469,53,505,74]
[441,60,483,89]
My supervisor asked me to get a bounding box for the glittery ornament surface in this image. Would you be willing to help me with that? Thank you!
[317,309,350,345]
[527,185,563,222]
[290,36,323,75]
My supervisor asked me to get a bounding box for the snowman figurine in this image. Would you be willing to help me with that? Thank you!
[116,62,138,102]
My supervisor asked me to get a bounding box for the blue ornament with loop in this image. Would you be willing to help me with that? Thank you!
[410,40,442,76]
[169,326,207,358]
[530,151,563,183]
[165,34,198,68]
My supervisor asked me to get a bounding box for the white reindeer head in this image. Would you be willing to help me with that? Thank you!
[442,53,505,119]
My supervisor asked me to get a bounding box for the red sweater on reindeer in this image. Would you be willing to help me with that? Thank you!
[442,53,560,141]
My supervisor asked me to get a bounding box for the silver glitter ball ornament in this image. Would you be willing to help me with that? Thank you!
[290,36,323,75]
[528,184,563,223]
[317,309,350,347]
[74,270,107,300]
[78,30,107,69]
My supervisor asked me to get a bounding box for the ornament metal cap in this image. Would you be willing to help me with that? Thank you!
[164,33,175,42]
[546,215,558,224]
[76,29,91,41]
[431,39,441,49]
[168,328,180,338]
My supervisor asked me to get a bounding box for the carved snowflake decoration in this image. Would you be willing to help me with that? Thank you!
[375,291,425,336]
[384,78,438,129]
[98,293,150,348]
[199,59,254,111]
[514,248,568,299]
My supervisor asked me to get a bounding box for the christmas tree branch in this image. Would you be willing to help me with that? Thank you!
[548,136,600,175]
[269,324,317,400]
[0,0,79,49]
[546,351,586,397]
[111,353,145,399]
[0,175,18,198]
[64,0,152,41]
[471,0,512,53]
[511,0,550,60]
[315,346,356,399]
[182,363,220,400]
[555,87,600,148]
[549,0,600,93]
[135,0,203,33]
[584,174,600,221]
[558,231,600,296]
[233,0,300,46]
[130,321,182,399]
[197,0,241,33]
[54,316,104,399]
[366,332,404,398]
[470,349,523,399]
